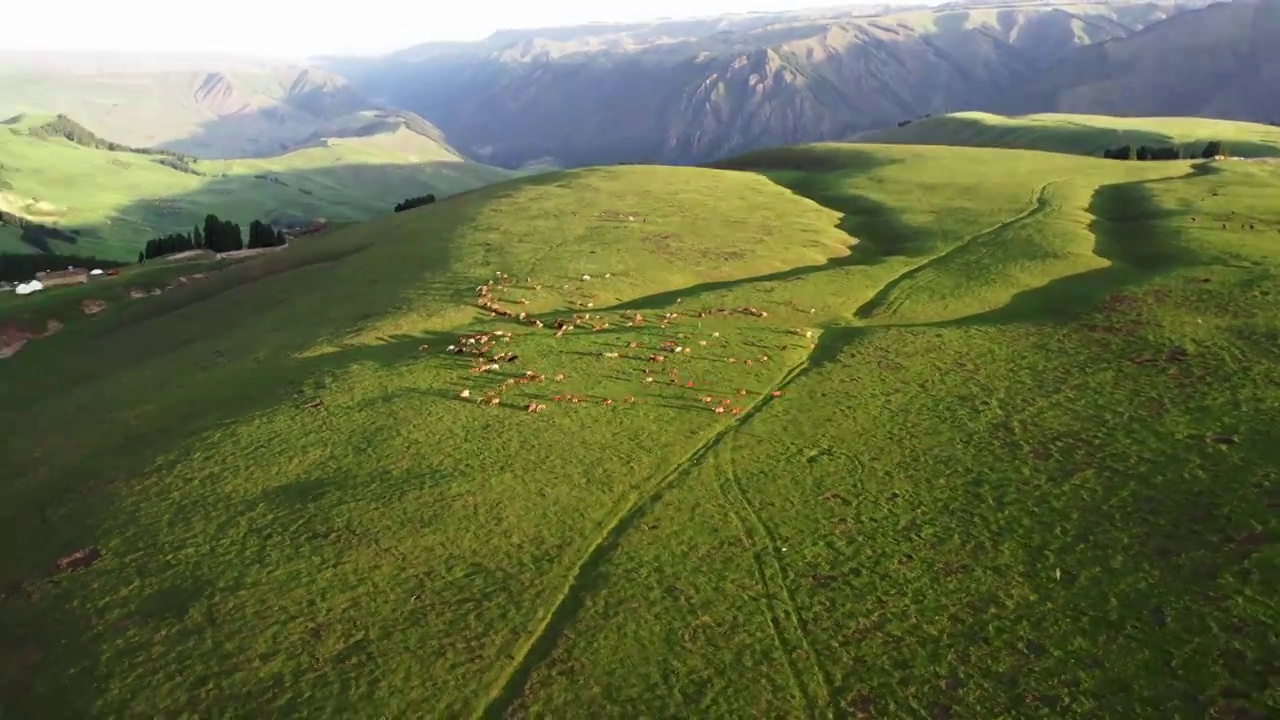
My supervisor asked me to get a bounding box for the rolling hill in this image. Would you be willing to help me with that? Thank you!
[330,0,1215,167]
[858,111,1280,157]
[0,113,517,260]
[2,140,1275,717]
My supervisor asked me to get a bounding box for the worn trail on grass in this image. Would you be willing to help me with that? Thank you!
[475,353,817,719]
[717,430,836,718]
[853,181,1060,321]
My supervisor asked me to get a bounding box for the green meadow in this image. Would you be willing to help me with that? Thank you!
[0,142,1276,718]
[862,111,1280,159]
[0,115,515,260]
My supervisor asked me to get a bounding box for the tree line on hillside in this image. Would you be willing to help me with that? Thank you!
[0,252,125,283]
[394,193,437,213]
[27,114,196,162]
[140,214,286,262]
[154,156,204,175]
[1102,140,1225,161]
[895,113,934,128]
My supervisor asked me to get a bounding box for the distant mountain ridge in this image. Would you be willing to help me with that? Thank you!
[328,0,1222,168]
[998,0,1280,123]
[0,63,415,158]
[0,0,1267,171]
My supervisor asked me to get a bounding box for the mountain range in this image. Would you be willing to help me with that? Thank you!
[2,0,1270,170]
[328,0,1254,167]
[0,64,390,158]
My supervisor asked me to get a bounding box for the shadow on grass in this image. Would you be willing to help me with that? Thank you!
[705,145,898,174]
[543,151,920,316]
[731,147,926,260]
[628,160,1223,390]
[19,160,528,261]
[736,164,1280,714]
[0,173,560,717]
[946,164,1210,327]
[0,147,1252,715]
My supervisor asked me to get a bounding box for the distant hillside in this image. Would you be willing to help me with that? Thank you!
[858,111,1280,157]
[0,116,517,259]
[331,0,1213,167]
[295,109,459,155]
[0,65,387,158]
[7,113,193,160]
[1000,0,1280,123]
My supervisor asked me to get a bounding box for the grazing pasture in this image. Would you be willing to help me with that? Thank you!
[859,111,1280,159]
[0,144,1276,718]
[0,114,516,260]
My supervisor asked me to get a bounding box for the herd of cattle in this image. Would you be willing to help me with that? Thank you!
[438,272,788,414]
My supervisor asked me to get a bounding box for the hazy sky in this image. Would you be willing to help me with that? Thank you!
[3,1,916,59]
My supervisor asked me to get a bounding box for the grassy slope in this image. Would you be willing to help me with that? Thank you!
[860,111,1280,158]
[1,146,1276,718]
[0,120,516,260]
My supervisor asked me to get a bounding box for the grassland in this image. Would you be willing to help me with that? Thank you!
[1,144,1276,718]
[0,115,516,260]
[860,112,1280,159]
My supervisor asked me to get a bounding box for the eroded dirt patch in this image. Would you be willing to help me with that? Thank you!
[52,546,102,575]
[80,299,108,315]
[0,319,64,359]
[0,324,31,359]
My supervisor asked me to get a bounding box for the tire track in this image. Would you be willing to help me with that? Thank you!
[854,180,1060,321]
[475,178,1066,715]
[474,353,816,719]
[718,430,835,719]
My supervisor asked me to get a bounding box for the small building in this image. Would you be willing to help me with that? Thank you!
[284,220,329,239]
[35,268,90,287]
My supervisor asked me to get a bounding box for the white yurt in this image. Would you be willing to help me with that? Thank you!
[14,280,45,296]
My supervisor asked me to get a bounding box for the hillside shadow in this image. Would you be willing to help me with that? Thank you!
[0,149,1235,714]
[151,89,371,159]
[23,160,523,264]
[578,160,1217,375]
[565,149,917,312]
[720,148,931,259]
[734,164,1216,389]
[705,145,897,174]
[0,171,556,716]
[947,164,1213,327]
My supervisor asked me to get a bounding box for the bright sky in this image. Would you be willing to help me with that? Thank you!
[2,0,913,59]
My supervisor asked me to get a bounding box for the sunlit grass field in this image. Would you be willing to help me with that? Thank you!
[1,143,1276,718]
[860,111,1280,160]
[0,115,515,260]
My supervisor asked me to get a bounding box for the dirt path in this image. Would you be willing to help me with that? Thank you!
[474,352,815,719]
[718,429,836,718]
[853,181,1060,321]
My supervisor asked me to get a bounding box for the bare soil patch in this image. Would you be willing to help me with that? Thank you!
[52,546,102,575]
